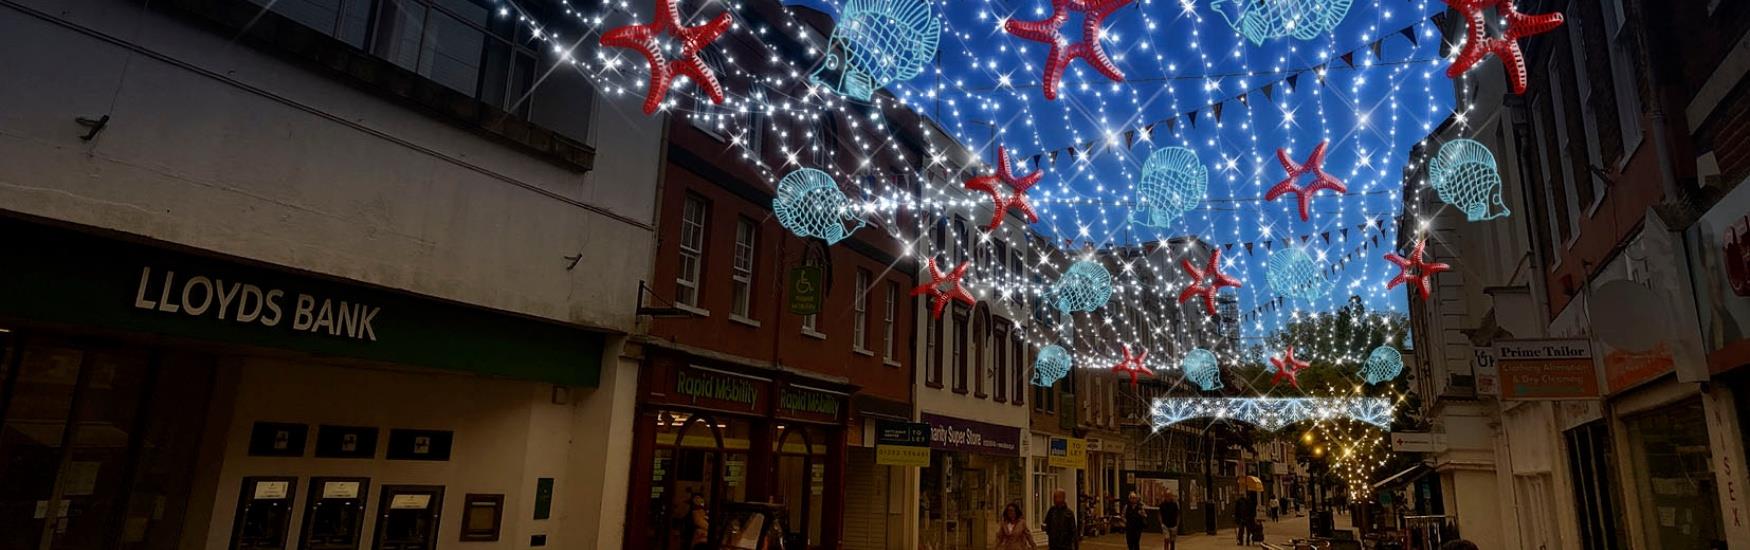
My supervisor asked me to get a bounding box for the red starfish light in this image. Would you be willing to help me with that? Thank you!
[1177,249,1243,317]
[1265,140,1347,222]
[1269,347,1310,389]
[599,0,732,115]
[1003,0,1133,101]
[1112,345,1151,388]
[965,146,1043,232]
[911,258,976,319]
[1384,239,1453,301]
[1445,0,1564,95]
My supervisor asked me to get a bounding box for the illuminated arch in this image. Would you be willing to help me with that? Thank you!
[1149,397,1393,432]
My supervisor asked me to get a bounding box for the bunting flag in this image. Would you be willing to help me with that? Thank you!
[1286,73,1300,91]
[1212,102,1224,122]
[1125,130,1136,149]
[1237,92,1249,107]
[1400,26,1418,47]
[1188,111,1199,127]
[1370,40,1383,60]
[1340,52,1355,67]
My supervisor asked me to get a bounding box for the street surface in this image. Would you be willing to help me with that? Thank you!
[1079,512,1312,550]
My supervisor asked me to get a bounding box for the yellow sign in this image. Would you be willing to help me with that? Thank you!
[1048,437,1088,469]
[876,445,930,467]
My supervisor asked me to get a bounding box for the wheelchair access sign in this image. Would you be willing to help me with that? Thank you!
[788,266,824,315]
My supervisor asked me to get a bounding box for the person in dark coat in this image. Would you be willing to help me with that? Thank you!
[1044,489,1079,550]
[1233,496,1256,545]
[1157,491,1181,550]
[1122,492,1148,550]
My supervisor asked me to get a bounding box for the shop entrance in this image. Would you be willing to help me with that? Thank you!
[0,332,216,550]
[646,411,752,550]
[774,425,826,549]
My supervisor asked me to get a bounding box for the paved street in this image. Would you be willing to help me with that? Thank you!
[1079,512,1313,550]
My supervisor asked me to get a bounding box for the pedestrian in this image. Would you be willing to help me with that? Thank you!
[995,502,1037,550]
[677,492,709,550]
[1233,496,1251,545]
[1123,492,1148,550]
[1157,491,1180,550]
[1267,499,1278,522]
[1280,497,1290,518]
[1044,489,1079,550]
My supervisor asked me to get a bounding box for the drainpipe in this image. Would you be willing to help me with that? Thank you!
[1628,0,1684,202]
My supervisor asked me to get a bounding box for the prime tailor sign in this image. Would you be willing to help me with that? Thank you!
[1495,339,1600,400]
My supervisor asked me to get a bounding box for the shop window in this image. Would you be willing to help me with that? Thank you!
[677,195,708,308]
[731,218,757,320]
[1565,421,1625,550]
[1624,401,1723,549]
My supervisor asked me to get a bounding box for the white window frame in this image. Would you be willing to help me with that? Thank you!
[677,196,708,310]
[1564,8,1609,216]
[853,270,871,353]
[730,218,757,324]
[802,311,824,339]
[883,282,899,365]
[1547,57,1584,249]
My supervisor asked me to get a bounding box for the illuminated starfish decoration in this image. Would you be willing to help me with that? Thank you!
[1111,345,1151,388]
[1269,347,1310,389]
[1265,140,1347,221]
[1444,0,1564,95]
[599,0,732,114]
[1003,0,1133,100]
[965,146,1042,232]
[1177,249,1242,317]
[1384,239,1452,300]
[910,258,976,319]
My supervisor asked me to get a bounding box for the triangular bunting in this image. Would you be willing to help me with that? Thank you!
[1188,111,1199,127]
[1286,74,1300,91]
[1400,26,1418,47]
[1321,232,1331,243]
[1340,52,1354,67]
[1212,102,1224,122]
[1370,40,1383,60]
[1262,83,1275,102]
[1244,243,1255,254]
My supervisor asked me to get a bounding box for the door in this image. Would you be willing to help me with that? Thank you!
[372,486,444,550]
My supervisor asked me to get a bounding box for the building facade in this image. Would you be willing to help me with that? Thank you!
[0,1,661,550]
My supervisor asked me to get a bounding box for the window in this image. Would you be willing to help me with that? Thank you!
[1032,459,1058,528]
[1552,46,1598,212]
[677,195,708,308]
[952,308,969,393]
[853,270,871,352]
[954,218,971,265]
[994,323,1009,402]
[927,317,943,387]
[802,311,820,335]
[732,218,757,319]
[1534,91,1574,246]
[1598,0,1644,162]
[974,312,988,398]
[1013,333,1026,406]
[1010,249,1026,304]
[884,282,899,362]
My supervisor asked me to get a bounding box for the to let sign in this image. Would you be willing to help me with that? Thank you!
[1495,339,1600,400]
[875,420,930,467]
[788,266,823,315]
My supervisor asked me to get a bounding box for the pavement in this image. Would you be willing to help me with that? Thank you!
[1078,511,1315,550]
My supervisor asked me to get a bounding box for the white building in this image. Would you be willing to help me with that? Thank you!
[0,0,661,548]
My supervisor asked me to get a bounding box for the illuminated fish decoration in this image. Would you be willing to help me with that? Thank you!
[1133,146,1208,228]
[1034,345,1073,386]
[1181,348,1223,391]
[1267,247,1329,301]
[1052,260,1113,313]
[1362,346,1404,385]
[809,0,941,102]
[1429,139,1510,222]
[1211,0,1354,46]
[773,168,866,244]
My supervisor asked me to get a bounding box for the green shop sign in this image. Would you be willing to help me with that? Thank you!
[787,266,823,315]
[0,217,604,386]
[675,369,759,405]
[779,388,841,417]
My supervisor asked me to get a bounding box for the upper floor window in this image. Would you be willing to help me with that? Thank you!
[993,323,1009,403]
[677,195,708,308]
[854,270,871,352]
[248,0,593,139]
[927,316,942,387]
[884,282,899,362]
[1012,333,1026,406]
[731,218,757,319]
[952,307,969,393]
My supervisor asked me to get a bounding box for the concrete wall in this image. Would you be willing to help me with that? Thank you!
[0,0,661,333]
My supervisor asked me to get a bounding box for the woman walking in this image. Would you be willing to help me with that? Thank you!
[995,502,1037,550]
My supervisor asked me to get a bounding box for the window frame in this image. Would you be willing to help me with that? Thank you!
[993,322,1009,403]
[883,281,900,365]
[676,194,709,310]
[952,306,970,394]
[731,217,758,322]
[853,269,871,353]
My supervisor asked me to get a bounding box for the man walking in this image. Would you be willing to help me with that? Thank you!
[1123,492,1148,550]
[1045,489,1079,550]
[1157,491,1181,550]
[1233,495,1255,545]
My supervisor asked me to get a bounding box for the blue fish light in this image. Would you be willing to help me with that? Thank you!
[1181,348,1223,391]
[1266,247,1329,300]
[1211,0,1354,46]
[1362,346,1404,385]
[1133,146,1208,228]
[1033,345,1073,387]
[1052,260,1113,313]
[809,0,940,102]
[773,168,866,244]
[1429,139,1510,222]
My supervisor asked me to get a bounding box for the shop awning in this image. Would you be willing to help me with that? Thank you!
[1243,476,1264,492]
[1373,463,1433,491]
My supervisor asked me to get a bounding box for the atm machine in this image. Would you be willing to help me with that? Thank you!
[300,478,370,550]
[231,477,299,550]
[372,486,444,550]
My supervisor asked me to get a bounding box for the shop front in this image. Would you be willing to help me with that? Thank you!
[918,412,1022,550]
[626,350,852,550]
[0,216,618,550]
[1686,177,1750,547]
